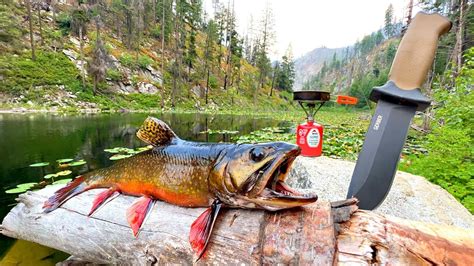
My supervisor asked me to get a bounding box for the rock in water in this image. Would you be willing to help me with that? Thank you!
[287,156,474,229]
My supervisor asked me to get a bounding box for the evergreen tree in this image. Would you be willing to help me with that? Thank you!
[276,46,295,91]
[184,0,202,78]
[203,19,218,104]
[256,3,275,89]
[384,4,394,38]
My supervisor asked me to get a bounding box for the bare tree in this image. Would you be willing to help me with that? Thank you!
[256,3,275,89]
[26,0,36,60]
[171,0,183,108]
[71,4,89,89]
[452,0,468,76]
[270,62,279,96]
[401,0,414,37]
[88,17,107,95]
[160,0,166,109]
[36,1,44,46]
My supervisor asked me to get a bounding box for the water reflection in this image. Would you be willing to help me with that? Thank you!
[0,112,289,263]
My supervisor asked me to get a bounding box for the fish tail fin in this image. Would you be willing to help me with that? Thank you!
[43,176,88,212]
[189,199,222,261]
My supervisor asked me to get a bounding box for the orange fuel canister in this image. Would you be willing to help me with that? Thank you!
[296,120,323,157]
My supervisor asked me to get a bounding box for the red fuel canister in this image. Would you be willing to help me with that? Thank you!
[296,120,323,157]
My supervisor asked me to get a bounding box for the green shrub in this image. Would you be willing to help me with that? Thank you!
[119,53,135,69]
[150,26,161,39]
[137,55,153,69]
[56,13,71,35]
[106,69,122,82]
[208,74,219,89]
[0,51,82,93]
[403,127,473,212]
[401,48,474,213]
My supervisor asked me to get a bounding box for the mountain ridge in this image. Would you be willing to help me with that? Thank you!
[293,46,348,90]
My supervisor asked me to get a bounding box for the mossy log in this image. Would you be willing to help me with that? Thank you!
[1,186,473,265]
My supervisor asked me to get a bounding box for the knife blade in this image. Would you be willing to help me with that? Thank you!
[346,12,452,210]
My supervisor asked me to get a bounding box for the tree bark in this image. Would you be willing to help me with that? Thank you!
[37,6,44,46]
[452,0,467,76]
[51,0,56,22]
[1,188,473,265]
[270,64,278,96]
[79,26,86,89]
[160,0,165,109]
[27,0,36,60]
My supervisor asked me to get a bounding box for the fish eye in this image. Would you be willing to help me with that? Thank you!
[250,148,265,162]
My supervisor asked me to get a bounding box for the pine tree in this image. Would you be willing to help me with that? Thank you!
[203,18,218,104]
[276,46,295,92]
[256,3,275,89]
[384,4,394,38]
[184,0,202,78]
[223,0,236,90]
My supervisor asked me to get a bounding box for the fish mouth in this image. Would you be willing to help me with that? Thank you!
[241,148,318,211]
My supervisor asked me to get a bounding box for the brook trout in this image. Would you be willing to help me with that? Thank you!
[43,117,318,259]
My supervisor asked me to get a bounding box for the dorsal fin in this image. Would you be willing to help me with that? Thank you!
[136,117,178,146]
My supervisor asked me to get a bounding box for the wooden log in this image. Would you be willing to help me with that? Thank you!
[336,211,474,265]
[1,186,473,265]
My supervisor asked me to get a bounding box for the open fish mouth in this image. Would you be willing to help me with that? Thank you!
[241,148,318,211]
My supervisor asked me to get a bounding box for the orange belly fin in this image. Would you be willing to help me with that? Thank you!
[88,188,119,216]
[126,196,154,237]
[189,199,222,261]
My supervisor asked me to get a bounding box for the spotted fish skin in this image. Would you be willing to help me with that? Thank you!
[84,141,231,207]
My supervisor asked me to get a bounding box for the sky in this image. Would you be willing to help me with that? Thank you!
[203,0,420,60]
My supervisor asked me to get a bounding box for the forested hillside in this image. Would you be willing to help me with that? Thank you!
[295,1,473,211]
[0,0,296,111]
[293,46,346,90]
[299,5,403,108]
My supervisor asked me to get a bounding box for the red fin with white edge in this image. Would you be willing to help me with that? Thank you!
[43,176,87,213]
[189,200,222,261]
[88,188,118,216]
[126,196,153,237]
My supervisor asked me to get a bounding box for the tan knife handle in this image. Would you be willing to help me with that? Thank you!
[389,13,451,90]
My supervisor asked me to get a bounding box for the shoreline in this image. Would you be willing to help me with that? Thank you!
[0,106,309,116]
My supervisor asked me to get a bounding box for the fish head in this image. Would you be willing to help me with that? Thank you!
[210,142,318,211]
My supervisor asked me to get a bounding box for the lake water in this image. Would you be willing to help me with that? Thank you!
[0,112,289,264]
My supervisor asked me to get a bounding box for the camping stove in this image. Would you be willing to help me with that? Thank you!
[293,91,330,157]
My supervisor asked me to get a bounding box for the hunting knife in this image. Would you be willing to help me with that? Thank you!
[346,12,452,210]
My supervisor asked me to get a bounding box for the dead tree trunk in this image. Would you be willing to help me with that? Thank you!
[1,187,473,265]
[27,0,36,60]
[37,5,43,46]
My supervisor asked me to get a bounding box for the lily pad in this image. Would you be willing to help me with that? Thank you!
[109,154,132,161]
[16,182,37,189]
[56,170,72,176]
[69,160,86,167]
[44,173,58,179]
[136,146,153,152]
[104,148,120,153]
[53,179,72,185]
[29,162,50,167]
[57,158,74,163]
[5,187,28,194]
